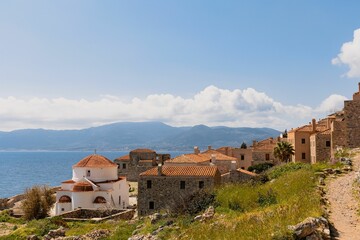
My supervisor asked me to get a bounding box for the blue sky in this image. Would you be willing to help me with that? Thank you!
[0,1,360,131]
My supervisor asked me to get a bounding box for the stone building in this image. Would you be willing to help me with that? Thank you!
[138,165,221,216]
[216,137,282,169]
[165,146,238,174]
[287,83,360,163]
[216,146,253,170]
[344,83,360,148]
[221,161,258,183]
[114,148,170,181]
[287,119,328,163]
[55,154,129,215]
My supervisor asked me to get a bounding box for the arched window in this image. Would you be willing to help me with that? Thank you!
[93,196,107,204]
[59,195,71,203]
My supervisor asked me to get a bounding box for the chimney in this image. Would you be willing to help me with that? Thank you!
[208,145,212,150]
[231,161,237,171]
[252,140,257,147]
[157,164,162,176]
[358,82,360,92]
[194,146,200,154]
[211,154,216,164]
[225,147,229,156]
[312,118,316,132]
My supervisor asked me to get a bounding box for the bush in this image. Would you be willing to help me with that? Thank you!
[21,185,56,220]
[257,188,277,207]
[248,162,274,173]
[169,190,216,215]
[266,163,311,180]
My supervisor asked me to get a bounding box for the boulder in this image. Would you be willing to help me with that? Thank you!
[149,213,162,224]
[288,217,330,240]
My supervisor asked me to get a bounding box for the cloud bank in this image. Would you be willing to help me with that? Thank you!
[0,86,347,131]
[332,28,360,78]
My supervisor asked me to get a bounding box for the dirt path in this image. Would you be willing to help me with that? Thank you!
[327,153,360,240]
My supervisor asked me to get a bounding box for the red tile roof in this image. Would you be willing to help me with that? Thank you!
[130,148,156,153]
[73,154,117,168]
[140,165,219,177]
[201,149,237,161]
[72,182,93,192]
[115,155,130,162]
[237,169,258,176]
[168,154,210,164]
[62,179,75,184]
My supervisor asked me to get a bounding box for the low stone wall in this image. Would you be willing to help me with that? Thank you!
[57,209,135,222]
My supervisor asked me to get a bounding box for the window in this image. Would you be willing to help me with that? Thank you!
[61,208,64,211]
[240,155,245,160]
[241,167,245,170]
[119,196,121,204]
[149,201,154,210]
[265,154,270,161]
[302,153,306,159]
[301,138,305,144]
[199,181,204,189]
[147,180,152,189]
[86,170,91,177]
[180,181,186,189]
[326,141,331,147]
[122,163,127,169]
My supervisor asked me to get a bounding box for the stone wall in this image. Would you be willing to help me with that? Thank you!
[344,100,360,148]
[312,133,331,163]
[221,170,256,183]
[138,175,220,216]
[252,151,275,164]
[58,209,134,222]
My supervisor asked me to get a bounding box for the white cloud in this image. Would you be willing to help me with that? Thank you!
[332,28,360,78]
[0,86,347,131]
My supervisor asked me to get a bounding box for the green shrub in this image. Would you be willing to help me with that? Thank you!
[248,162,274,173]
[257,188,277,207]
[21,185,55,220]
[266,163,311,180]
[169,190,216,215]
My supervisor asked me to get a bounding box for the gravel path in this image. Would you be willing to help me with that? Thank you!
[327,153,360,240]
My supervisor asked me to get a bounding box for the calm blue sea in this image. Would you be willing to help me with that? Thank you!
[0,151,186,199]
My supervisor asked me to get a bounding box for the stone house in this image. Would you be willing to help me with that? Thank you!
[221,161,258,183]
[138,165,221,216]
[114,148,170,181]
[216,137,282,170]
[165,146,238,174]
[288,83,360,163]
[216,146,253,170]
[55,154,129,215]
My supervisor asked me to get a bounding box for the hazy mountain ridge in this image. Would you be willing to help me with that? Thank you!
[0,122,280,151]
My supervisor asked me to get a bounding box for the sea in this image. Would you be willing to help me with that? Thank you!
[0,151,187,199]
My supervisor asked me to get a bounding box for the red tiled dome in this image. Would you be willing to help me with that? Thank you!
[73,154,117,168]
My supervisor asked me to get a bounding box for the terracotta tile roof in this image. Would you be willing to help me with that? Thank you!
[114,155,130,162]
[237,169,258,176]
[130,148,156,153]
[216,146,233,151]
[317,129,331,135]
[201,149,237,161]
[140,165,219,177]
[72,182,93,192]
[168,154,210,164]
[62,179,75,184]
[289,123,328,133]
[73,154,117,168]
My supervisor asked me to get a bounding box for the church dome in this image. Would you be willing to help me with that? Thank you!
[73,154,117,168]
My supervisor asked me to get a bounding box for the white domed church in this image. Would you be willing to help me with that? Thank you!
[55,154,129,215]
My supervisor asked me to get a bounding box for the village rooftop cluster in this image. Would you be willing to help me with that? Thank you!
[54,83,360,217]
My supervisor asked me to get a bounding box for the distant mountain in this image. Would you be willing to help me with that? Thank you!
[0,122,280,151]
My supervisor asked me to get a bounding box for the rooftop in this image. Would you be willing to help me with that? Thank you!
[140,165,219,177]
[73,154,117,168]
[130,148,156,153]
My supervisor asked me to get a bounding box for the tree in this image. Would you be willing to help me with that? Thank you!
[273,141,295,163]
[240,142,247,149]
[21,185,55,220]
[282,129,288,138]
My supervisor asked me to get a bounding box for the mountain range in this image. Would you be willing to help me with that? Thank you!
[0,122,281,151]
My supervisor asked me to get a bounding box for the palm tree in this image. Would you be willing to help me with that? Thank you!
[273,141,295,163]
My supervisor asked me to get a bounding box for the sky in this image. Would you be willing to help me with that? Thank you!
[0,1,360,131]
